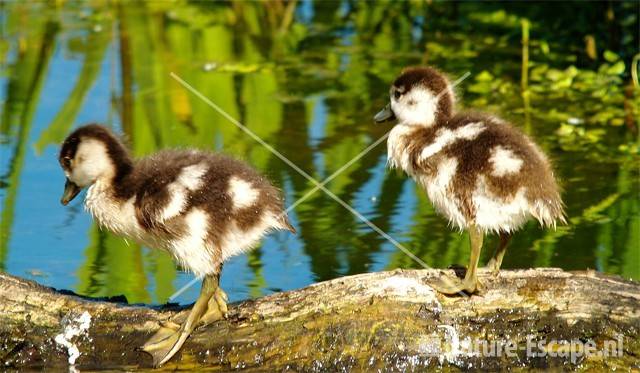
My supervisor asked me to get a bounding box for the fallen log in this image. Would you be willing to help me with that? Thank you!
[0,268,638,371]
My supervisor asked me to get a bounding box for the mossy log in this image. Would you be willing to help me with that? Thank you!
[1,268,639,371]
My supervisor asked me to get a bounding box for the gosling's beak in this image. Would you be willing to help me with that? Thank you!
[61,179,81,206]
[373,103,395,123]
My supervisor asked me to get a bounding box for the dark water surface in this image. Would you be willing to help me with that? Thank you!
[1,2,638,305]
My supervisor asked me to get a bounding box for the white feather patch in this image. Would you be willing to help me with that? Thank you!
[85,180,164,249]
[228,176,258,210]
[420,122,486,160]
[179,163,208,191]
[160,163,208,221]
[420,129,457,160]
[170,208,215,277]
[472,177,531,233]
[455,122,486,140]
[161,184,187,222]
[489,146,523,177]
[69,139,114,187]
[391,87,438,126]
[532,200,557,228]
[421,157,467,230]
[219,213,279,261]
[387,124,418,172]
[86,181,136,236]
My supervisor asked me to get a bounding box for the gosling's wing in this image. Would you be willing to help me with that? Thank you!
[132,153,209,233]
[131,176,176,233]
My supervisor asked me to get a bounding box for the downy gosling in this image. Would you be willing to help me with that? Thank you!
[374,66,566,295]
[58,124,295,366]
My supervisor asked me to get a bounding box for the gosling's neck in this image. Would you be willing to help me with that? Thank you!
[106,143,134,184]
[387,108,455,174]
[91,143,135,201]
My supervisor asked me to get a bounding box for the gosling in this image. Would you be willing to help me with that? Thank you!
[374,66,566,295]
[58,124,295,365]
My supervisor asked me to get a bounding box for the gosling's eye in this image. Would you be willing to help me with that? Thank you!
[394,91,402,100]
[62,157,71,167]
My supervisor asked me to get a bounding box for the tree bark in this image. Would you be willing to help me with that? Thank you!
[1,268,638,371]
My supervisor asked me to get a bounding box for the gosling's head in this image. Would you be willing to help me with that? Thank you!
[374,66,456,127]
[58,124,132,205]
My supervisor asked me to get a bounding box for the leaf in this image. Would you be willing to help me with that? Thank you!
[610,118,625,126]
[530,64,549,81]
[476,70,494,82]
[603,50,619,62]
[540,40,550,55]
[606,61,625,75]
[556,123,575,136]
[546,69,564,81]
[565,65,579,78]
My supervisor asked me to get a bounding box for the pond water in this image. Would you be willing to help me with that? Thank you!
[1,2,638,305]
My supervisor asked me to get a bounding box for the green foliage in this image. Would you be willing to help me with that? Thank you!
[0,1,638,304]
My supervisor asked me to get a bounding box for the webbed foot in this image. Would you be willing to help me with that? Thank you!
[483,232,511,277]
[141,274,221,366]
[141,326,187,367]
[200,287,228,326]
[429,274,480,295]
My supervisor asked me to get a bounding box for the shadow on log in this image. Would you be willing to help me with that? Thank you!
[1,268,639,371]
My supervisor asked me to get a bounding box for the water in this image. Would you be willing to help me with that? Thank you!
[1,2,638,305]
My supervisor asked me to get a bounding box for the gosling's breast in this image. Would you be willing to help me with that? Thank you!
[387,124,420,173]
[85,181,154,245]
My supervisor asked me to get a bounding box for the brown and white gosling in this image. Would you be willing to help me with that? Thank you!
[58,124,295,366]
[374,66,566,295]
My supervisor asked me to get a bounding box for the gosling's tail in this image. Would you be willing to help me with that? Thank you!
[279,215,297,234]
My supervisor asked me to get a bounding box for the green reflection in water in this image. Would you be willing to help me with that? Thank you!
[1,10,59,270]
[0,1,638,304]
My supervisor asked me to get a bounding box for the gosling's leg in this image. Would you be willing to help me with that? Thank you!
[430,224,484,295]
[485,232,511,276]
[142,274,219,367]
[199,286,228,326]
